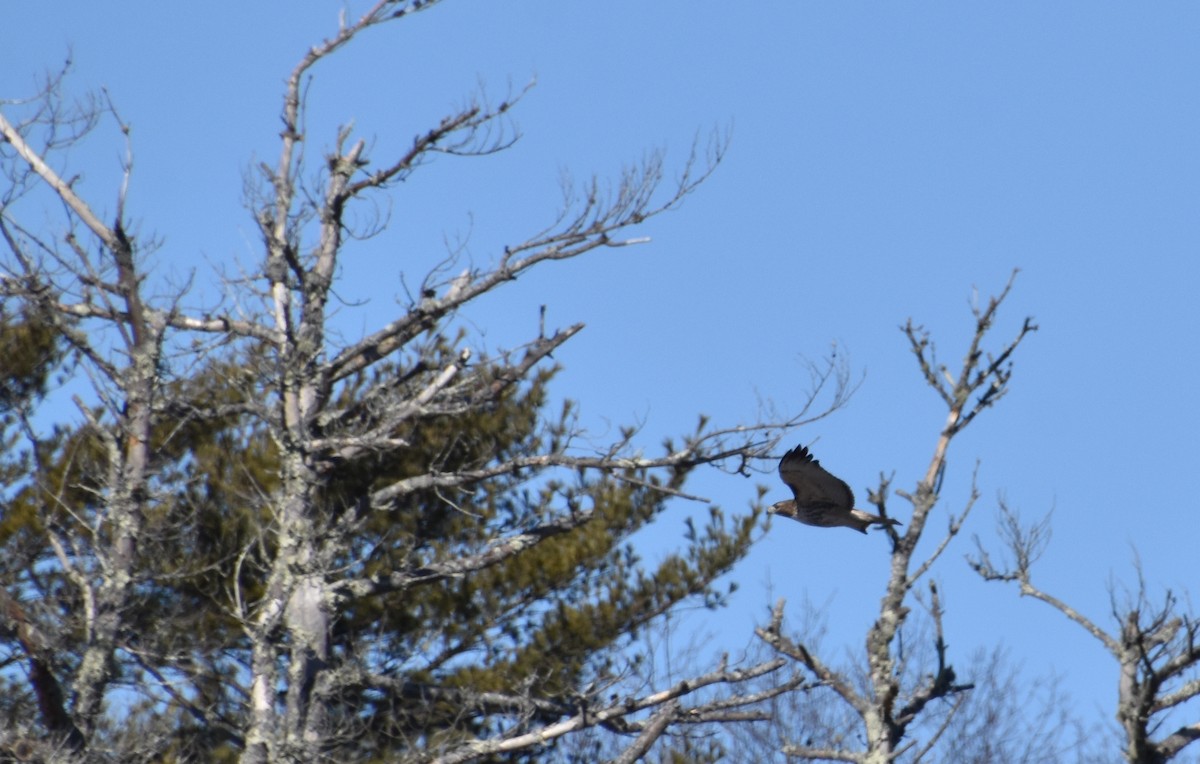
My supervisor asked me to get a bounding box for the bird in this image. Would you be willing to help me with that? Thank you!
[767,444,901,534]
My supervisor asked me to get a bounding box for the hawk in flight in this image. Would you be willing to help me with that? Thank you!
[768,445,900,534]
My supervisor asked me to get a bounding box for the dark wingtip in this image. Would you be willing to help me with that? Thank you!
[782,443,816,464]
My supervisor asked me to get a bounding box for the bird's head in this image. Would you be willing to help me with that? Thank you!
[766,500,790,516]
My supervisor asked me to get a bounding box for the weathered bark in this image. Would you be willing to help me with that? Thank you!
[1,102,161,755]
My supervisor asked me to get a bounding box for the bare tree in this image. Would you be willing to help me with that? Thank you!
[0,3,849,762]
[749,275,1038,763]
[730,617,1096,764]
[972,504,1200,764]
[924,645,1099,764]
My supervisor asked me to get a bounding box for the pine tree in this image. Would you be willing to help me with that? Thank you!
[0,4,836,760]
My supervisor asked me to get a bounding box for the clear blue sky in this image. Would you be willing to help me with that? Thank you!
[5,0,1200,746]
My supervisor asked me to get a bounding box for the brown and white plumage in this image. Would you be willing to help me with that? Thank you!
[767,445,900,534]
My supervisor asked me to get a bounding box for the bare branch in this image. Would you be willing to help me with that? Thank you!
[778,745,863,762]
[756,599,868,719]
[428,657,789,764]
[332,505,598,600]
[369,422,786,510]
[608,700,679,764]
[907,464,980,588]
[896,583,974,726]
[0,108,121,251]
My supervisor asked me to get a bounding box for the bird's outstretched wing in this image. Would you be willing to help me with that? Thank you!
[778,445,855,511]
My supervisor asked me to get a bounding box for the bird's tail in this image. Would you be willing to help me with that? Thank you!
[850,510,902,534]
